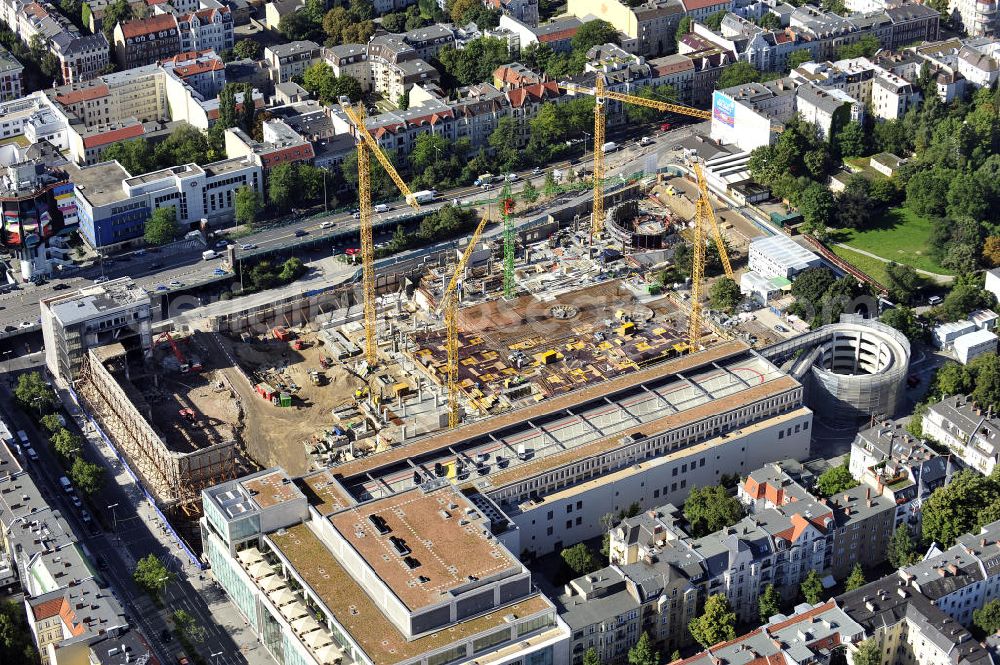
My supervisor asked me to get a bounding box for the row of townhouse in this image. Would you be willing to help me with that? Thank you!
[691,2,939,74]
[555,456,899,664]
[890,36,1000,102]
[111,3,233,71]
[0,0,109,84]
[0,421,156,665]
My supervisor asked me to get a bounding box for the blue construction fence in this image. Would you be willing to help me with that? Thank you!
[65,383,203,569]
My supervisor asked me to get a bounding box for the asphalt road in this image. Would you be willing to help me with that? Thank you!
[0,121,706,332]
[0,379,258,665]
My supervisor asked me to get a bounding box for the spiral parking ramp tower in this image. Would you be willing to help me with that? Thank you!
[761,315,910,425]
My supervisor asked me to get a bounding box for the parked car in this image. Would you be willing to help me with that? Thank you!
[94,276,110,284]
[53,283,71,291]
[240,243,257,250]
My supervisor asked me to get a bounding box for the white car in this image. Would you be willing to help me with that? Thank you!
[94,275,110,284]
[27,447,38,462]
[505,173,518,182]
[320,221,334,229]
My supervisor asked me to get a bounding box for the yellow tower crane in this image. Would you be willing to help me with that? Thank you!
[439,214,491,429]
[341,101,421,367]
[558,81,712,237]
[693,161,734,280]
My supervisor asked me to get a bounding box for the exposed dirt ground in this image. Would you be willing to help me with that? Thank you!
[205,330,367,475]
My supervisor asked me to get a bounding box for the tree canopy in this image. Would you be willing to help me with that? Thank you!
[717,61,760,89]
[70,458,104,496]
[688,594,737,648]
[144,206,178,246]
[800,569,824,604]
[815,462,858,497]
[887,527,918,568]
[133,554,175,601]
[921,469,1000,548]
[561,543,602,577]
[15,371,56,414]
[759,584,781,622]
[845,563,866,591]
[683,485,744,537]
[627,632,658,665]
[437,37,510,87]
[709,277,742,313]
[973,599,1000,636]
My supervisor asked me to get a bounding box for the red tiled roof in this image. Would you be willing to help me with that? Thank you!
[260,143,315,167]
[23,2,49,19]
[537,28,577,43]
[83,124,145,149]
[31,598,64,621]
[681,0,728,10]
[56,84,110,105]
[654,59,694,76]
[168,49,212,62]
[506,81,560,108]
[173,60,224,77]
[119,14,177,39]
[59,600,86,637]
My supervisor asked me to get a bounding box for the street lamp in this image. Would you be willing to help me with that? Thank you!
[108,503,118,539]
[581,131,591,158]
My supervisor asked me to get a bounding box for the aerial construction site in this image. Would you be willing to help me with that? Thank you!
[66,88,764,552]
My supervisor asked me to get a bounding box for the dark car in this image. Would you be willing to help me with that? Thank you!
[53,283,71,291]
[150,262,163,270]
[161,629,172,642]
[295,229,308,237]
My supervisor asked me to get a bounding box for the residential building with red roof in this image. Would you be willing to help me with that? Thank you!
[504,80,561,146]
[112,13,180,70]
[679,0,732,21]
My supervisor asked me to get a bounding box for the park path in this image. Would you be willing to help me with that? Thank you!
[834,243,955,285]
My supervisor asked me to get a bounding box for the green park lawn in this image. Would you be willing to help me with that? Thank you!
[827,207,952,276]
[831,245,890,285]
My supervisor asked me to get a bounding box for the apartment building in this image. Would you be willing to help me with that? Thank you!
[175,6,234,54]
[948,0,997,36]
[648,54,695,103]
[224,120,316,170]
[264,39,320,83]
[487,0,540,27]
[795,81,863,138]
[161,49,227,99]
[849,418,950,534]
[401,24,455,60]
[0,45,23,101]
[680,600,868,665]
[564,460,896,664]
[499,15,583,53]
[710,79,797,150]
[922,395,999,476]
[323,44,371,91]
[113,14,181,70]
[566,0,684,57]
[50,64,168,129]
[839,576,995,665]
[0,0,109,84]
[558,527,701,664]
[680,0,732,22]
[0,434,154,665]
[201,468,570,665]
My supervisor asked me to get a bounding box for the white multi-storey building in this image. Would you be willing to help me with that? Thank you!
[922,395,1000,476]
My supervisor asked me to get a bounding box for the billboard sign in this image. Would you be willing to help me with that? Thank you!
[712,91,736,128]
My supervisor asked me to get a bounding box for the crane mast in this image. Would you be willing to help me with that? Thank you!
[441,215,490,428]
[341,101,420,367]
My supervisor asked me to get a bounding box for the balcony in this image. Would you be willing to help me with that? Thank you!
[236,547,345,665]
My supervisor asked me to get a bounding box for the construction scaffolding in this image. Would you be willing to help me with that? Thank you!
[75,344,239,510]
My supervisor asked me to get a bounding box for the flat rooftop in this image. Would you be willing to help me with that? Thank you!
[269,523,552,665]
[334,341,750,482]
[327,486,521,611]
[46,278,149,326]
[241,469,302,509]
[67,160,131,207]
[336,342,800,501]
